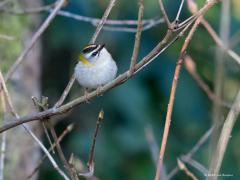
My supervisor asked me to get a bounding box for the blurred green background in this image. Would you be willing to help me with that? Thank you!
[37,0,240,179]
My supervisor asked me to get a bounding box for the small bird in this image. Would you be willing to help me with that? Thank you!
[74,44,117,90]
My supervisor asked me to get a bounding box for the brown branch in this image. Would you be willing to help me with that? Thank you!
[184,55,231,108]
[177,159,198,180]
[49,121,77,180]
[158,0,171,28]
[79,110,104,177]
[27,124,74,179]
[4,0,67,81]
[90,0,117,44]
[129,0,144,75]
[154,1,219,179]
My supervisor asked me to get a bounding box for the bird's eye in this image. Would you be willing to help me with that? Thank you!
[91,51,98,57]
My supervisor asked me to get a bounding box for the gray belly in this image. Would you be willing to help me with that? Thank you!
[74,61,117,89]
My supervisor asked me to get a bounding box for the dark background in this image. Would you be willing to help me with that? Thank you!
[39,0,240,179]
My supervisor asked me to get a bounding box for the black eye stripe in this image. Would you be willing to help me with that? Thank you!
[82,44,98,53]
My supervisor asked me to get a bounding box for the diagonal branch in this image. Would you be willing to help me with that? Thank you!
[90,0,117,44]
[0,70,69,180]
[208,89,240,180]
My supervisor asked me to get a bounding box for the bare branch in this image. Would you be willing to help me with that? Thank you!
[182,157,208,176]
[158,0,171,28]
[177,159,198,180]
[129,0,144,75]
[4,0,67,81]
[90,0,117,44]
[175,0,185,23]
[79,110,104,177]
[27,124,74,179]
[184,55,231,108]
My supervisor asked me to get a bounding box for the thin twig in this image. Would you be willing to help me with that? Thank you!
[79,110,104,177]
[184,55,231,108]
[32,96,55,154]
[182,157,208,176]
[158,0,171,28]
[27,123,74,179]
[208,90,240,180]
[177,159,198,180]
[4,0,66,81]
[175,0,185,23]
[129,0,144,75]
[90,0,117,44]
[201,19,240,65]
[49,121,77,180]
[0,71,69,180]
[167,127,213,179]
[154,1,219,178]
[54,74,76,108]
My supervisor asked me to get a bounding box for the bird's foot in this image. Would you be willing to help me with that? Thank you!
[96,86,104,96]
[84,89,91,103]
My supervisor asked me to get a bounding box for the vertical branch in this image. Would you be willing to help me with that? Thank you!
[79,110,104,177]
[212,0,230,152]
[208,90,240,180]
[90,0,117,44]
[155,16,203,180]
[129,0,144,75]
